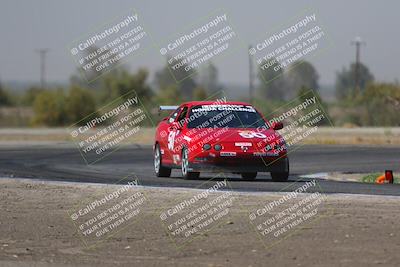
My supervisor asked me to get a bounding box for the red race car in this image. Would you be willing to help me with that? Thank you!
[153,101,289,181]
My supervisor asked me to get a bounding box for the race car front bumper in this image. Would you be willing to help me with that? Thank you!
[188,156,289,173]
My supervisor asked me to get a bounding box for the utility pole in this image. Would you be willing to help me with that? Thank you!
[248,45,255,104]
[351,37,365,95]
[35,49,50,89]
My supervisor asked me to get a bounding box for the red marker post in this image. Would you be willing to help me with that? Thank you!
[385,170,394,184]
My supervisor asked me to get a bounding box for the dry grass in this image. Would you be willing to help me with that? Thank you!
[301,127,400,145]
[0,127,399,145]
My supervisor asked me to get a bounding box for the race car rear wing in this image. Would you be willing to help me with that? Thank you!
[158,105,179,115]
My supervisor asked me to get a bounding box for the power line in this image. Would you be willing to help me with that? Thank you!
[35,49,50,89]
[351,37,365,95]
[248,45,255,104]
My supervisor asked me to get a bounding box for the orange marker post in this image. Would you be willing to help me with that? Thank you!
[375,174,386,184]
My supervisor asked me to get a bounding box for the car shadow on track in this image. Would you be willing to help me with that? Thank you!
[166,173,314,183]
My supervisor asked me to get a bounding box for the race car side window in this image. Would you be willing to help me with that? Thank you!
[168,107,181,123]
[176,106,188,127]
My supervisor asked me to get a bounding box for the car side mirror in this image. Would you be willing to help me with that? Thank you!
[272,122,283,130]
[162,117,168,121]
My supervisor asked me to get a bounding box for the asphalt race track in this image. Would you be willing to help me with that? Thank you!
[0,144,399,196]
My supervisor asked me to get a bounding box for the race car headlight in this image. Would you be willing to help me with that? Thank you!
[203,144,211,150]
[214,144,222,151]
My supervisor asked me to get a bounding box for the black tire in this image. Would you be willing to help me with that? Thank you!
[270,172,289,182]
[241,172,257,180]
[154,144,171,177]
[181,148,200,180]
[270,158,289,182]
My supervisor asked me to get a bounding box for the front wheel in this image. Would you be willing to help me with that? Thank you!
[270,172,289,182]
[181,148,200,180]
[154,144,171,177]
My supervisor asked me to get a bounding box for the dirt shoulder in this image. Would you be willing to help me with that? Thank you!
[0,178,399,267]
[301,172,399,183]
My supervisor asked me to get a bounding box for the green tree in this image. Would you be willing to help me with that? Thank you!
[155,56,197,99]
[0,81,12,106]
[65,86,97,124]
[258,58,285,101]
[297,86,331,125]
[362,83,400,126]
[21,87,44,106]
[32,89,67,126]
[286,61,319,99]
[198,62,219,93]
[193,87,208,100]
[155,85,184,105]
[335,62,374,99]
[99,68,153,105]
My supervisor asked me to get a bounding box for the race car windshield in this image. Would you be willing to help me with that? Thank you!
[187,105,266,129]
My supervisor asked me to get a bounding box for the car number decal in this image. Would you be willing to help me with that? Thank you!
[238,131,266,139]
[168,131,176,150]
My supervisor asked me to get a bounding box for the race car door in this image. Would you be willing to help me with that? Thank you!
[158,106,181,165]
[168,106,188,165]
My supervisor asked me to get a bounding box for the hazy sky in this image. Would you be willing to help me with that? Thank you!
[1,0,399,86]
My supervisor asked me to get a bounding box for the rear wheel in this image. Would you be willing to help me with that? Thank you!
[270,158,289,182]
[181,148,200,180]
[241,172,257,180]
[154,144,171,177]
